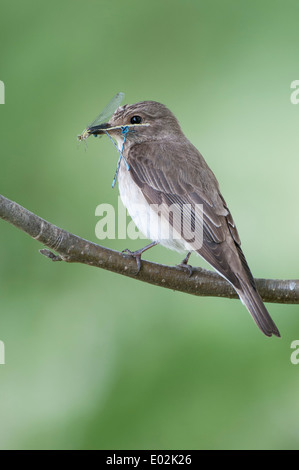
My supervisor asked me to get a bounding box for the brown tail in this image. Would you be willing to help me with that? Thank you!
[236,276,280,338]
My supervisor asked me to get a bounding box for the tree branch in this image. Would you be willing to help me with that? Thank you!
[0,193,298,304]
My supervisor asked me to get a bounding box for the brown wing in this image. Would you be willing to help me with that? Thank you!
[125,139,280,337]
[126,139,249,288]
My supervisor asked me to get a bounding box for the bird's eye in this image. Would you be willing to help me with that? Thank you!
[130,115,142,124]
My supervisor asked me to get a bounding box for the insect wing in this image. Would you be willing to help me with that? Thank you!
[88,92,125,128]
[78,92,125,141]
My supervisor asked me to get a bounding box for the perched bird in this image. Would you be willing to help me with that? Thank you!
[88,100,280,338]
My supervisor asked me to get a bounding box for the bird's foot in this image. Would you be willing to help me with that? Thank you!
[176,252,194,277]
[121,242,158,274]
[122,248,143,274]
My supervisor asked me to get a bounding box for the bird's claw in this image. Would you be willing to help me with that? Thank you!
[121,248,142,274]
[176,262,194,277]
[176,252,193,277]
[121,242,158,275]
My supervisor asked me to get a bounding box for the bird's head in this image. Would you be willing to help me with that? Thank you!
[88,101,183,144]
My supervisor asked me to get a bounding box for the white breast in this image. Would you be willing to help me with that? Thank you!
[117,159,193,253]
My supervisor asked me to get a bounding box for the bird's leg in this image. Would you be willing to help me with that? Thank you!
[122,241,158,274]
[176,251,194,277]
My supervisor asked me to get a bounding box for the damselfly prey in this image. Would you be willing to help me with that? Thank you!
[77,92,125,142]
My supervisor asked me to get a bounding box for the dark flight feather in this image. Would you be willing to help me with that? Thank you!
[126,139,280,337]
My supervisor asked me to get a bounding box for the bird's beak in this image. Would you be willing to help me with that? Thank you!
[87,122,111,136]
[77,122,125,141]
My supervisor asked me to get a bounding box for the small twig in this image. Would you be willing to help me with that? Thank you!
[0,193,299,304]
[39,249,63,262]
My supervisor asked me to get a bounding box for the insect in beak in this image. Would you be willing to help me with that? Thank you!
[77,92,125,142]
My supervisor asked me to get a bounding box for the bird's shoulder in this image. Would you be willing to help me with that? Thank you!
[126,139,241,246]
[127,139,226,215]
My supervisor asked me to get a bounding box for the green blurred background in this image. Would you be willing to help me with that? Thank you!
[0,0,299,450]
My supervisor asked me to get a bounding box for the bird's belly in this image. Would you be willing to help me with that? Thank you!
[118,162,192,253]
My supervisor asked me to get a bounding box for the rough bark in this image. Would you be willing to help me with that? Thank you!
[1,194,298,303]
